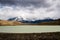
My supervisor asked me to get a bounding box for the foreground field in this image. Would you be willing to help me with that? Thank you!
[0,32,60,40]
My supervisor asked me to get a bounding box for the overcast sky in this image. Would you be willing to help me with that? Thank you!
[0,0,60,20]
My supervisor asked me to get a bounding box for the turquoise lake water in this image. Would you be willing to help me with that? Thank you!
[0,25,60,33]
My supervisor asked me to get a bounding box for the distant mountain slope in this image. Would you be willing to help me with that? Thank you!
[0,20,23,26]
[38,19,60,25]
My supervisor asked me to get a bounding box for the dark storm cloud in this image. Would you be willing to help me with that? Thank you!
[0,0,60,20]
[0,0,50,8]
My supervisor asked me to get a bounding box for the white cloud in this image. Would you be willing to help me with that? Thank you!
[0,0,60,21]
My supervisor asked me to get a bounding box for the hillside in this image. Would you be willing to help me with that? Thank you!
[38,19,60,25]
[0,20,23,26]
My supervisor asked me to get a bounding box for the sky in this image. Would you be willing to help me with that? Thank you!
[0,0,60,21]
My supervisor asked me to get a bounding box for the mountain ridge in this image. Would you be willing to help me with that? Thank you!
[0,17,60,26]
[8,17,54,24]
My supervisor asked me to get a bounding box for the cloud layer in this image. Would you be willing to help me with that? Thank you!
[0,0,50,8]
[0,0,60,21]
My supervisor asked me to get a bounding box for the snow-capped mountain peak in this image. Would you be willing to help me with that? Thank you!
[8,16,54,24]
[8,16,23,22]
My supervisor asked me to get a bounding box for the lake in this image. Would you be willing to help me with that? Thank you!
[0,25,60,33]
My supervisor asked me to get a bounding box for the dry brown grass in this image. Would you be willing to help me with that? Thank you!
[0,20,23,26]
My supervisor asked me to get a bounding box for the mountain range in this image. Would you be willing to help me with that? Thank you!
[0,17,60,26]
[8,17,54,24]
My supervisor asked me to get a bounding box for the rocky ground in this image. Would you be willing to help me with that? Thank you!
[0,32,60,40]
